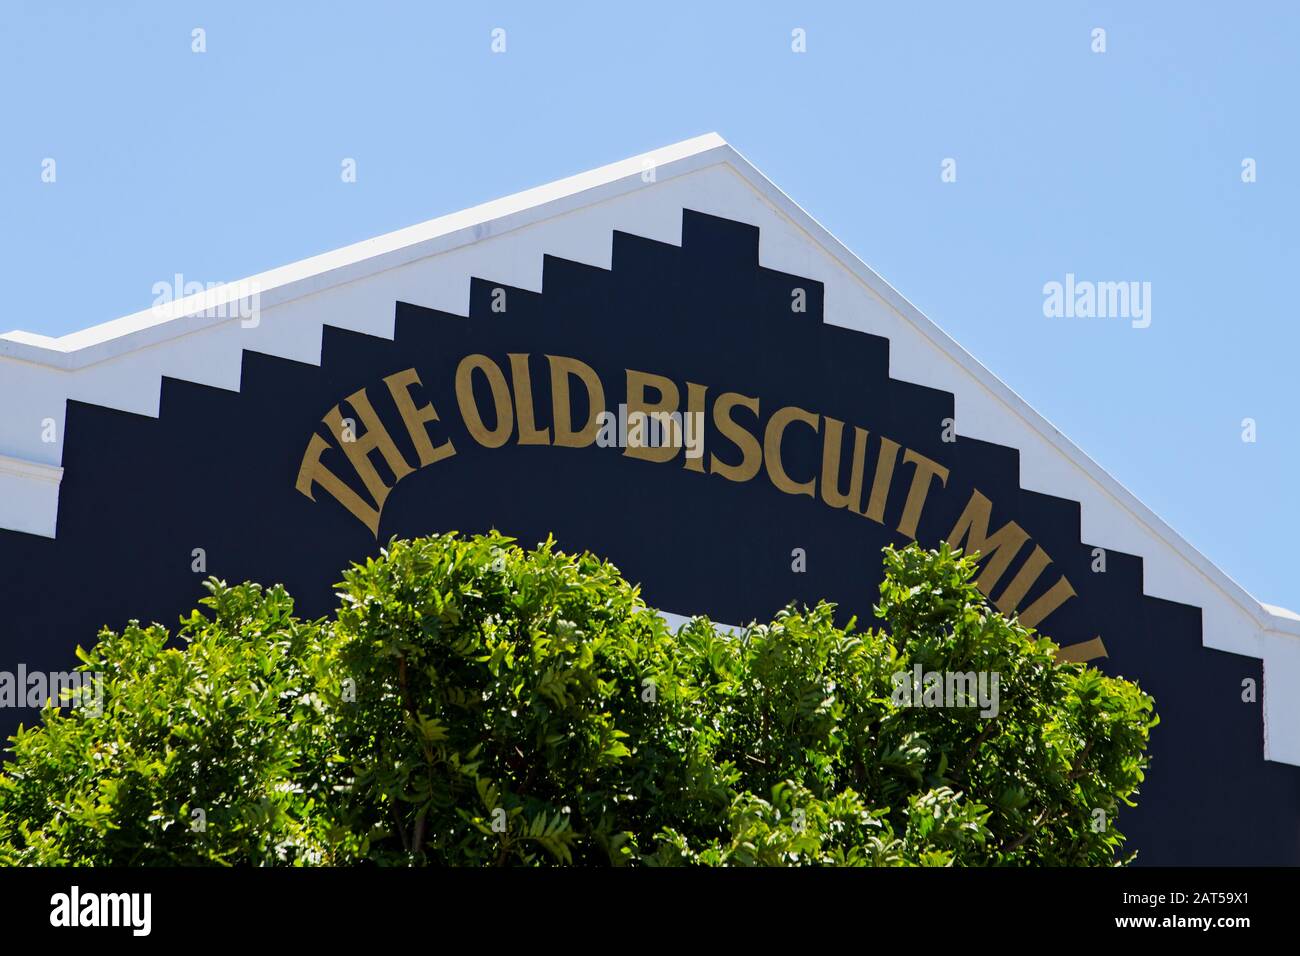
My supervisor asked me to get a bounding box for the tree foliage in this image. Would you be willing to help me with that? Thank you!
[0,533,1155,866]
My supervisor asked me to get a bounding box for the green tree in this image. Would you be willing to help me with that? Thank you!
[0,581,340,865]
[0,534,1155,866]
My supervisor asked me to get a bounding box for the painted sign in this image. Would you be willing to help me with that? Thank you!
[0,208,1295,865]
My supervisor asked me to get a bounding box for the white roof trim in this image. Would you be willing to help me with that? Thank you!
[0,134,731,369]
[0,453,63,484]
[2,131,1297,695]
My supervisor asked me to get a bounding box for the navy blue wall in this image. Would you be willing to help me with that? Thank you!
[1,211,1294,864]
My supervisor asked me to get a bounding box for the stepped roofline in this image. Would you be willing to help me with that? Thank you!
[1,134,734,367]
[2,133,1297,762]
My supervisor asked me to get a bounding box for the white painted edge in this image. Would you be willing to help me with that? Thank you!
[0,134,731,369]
[716,142,1300,644]
[0,453,63,484]
[0,455,62,538]
[2,130,1298,711]
[1262,603,1300,622]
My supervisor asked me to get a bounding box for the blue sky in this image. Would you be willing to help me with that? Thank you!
[3,1,1296,608]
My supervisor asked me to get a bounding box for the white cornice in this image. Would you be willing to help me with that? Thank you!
[0,134,731,370]
[0,453,63,484]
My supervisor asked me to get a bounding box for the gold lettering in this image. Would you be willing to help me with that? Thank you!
[295,433,383,536]
[821,417,868,512]
[765,405,819,498]
[508,354,550,446]
[548,354,605,448]
[300,360,1086,640]
[1018,576,1076,629]
[710,392,762,482]
[1054,636,1107,663]
[382,368,455,467]
[994,544,1052,616]
[455,354,514,448]
[865,436,900,523]
[625,369,681,463]
[684,381,708,473]
[897,448,949,538]
[323,388,413,509]
[946,489,1030,597]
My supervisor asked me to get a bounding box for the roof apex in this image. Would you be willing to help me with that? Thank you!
[0,132,735,368]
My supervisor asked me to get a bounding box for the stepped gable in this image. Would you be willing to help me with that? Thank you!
[0,208,1293,862]
[1,135,1297,865]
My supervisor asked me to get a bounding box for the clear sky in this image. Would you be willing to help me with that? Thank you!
[2,1,1296,609]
